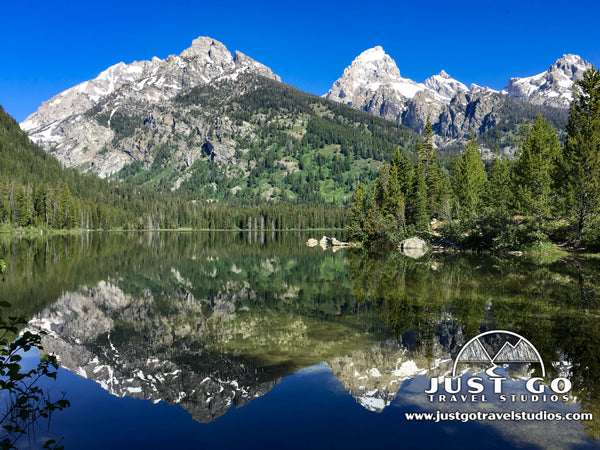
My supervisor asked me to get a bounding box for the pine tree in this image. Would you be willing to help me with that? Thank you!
[418,118,435,169]
[562,67,600,241]
[407,163,429,231]
[488,157,513,216]
[33,184,47,226]
[0,183,10,224]
[68,197,81,229]
[15,186,33,227]
[366,164,401,242]
[365,200,384,242]
[513,114,561,225]
[452,132,488,220]
[57,183,71,229]
[437,170,453,224]
[417,117,443,216]
[390,150,414,197]
[347,182,368,241]
[381,163,407,242]
[374,164,392,216]
[48,187,59,228]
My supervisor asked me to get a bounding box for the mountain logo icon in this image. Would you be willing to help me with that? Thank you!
[451,330,545,377]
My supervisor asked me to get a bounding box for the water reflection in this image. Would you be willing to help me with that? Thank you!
[347,249,600,440]
[2,232,600,445]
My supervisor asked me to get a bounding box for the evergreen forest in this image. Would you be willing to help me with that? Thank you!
[2,66,600,250]
[0,105,346,231]
[347,67,600,250]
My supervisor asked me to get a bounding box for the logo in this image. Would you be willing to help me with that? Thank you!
[452,330,545,377]
[426,330,571,404]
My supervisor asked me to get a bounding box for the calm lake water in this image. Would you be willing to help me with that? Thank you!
[1,231,600,449]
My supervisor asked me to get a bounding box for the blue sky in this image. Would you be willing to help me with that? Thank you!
[2,0,599,122]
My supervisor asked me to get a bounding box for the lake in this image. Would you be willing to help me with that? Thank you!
[1,231,599,449]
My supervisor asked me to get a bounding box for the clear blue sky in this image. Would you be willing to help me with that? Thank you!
[2,0,599,122]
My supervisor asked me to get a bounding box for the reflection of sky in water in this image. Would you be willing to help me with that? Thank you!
[22,351,595,450]
[399,371,589,449]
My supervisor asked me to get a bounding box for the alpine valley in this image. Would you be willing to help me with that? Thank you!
[19,36,590,203]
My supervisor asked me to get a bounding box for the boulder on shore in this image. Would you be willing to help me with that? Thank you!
[397,237,428,259]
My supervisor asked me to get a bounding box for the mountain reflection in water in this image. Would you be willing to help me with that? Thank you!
[1,231,599,448]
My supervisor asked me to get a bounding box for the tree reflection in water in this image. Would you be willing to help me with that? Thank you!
[2,232,600,442]
[347,249,600,440]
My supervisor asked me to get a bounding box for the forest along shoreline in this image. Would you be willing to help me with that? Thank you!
[344,68,600,258]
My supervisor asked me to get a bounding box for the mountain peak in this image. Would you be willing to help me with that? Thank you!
[550,54,589,78]
[326,45,424,118]
[20,36,280,177]
[557,53,586,66]
[424,71,469,103]
[348,46,400,79]
[506,53,592,108]
[355,46,387,63]
[180,36,233,63]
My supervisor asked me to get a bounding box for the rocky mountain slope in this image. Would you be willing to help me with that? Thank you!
[326,46,469,133]
[19,37,417,205]
[21,37,280,177]
[20,38,587,195]
[326,50,584,155]
[505,54,591,108]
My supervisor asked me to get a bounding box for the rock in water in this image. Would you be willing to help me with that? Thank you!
[331,238,349,247]
[306,238,318,247]
[398,237,428,259]
[308,236,348,249]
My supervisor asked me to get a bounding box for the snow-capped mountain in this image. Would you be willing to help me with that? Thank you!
[19,40,590,178]
[22,59,158,132]
[424,70,469,103]
[326,47,591,114]
[326,47,426,103]
[326,48,586,143]
[326,47,468,106]
[505,54,592,108]
[325,47,467,129]
[20,37,280,177]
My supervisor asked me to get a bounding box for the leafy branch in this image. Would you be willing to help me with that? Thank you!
[0,260,70,449]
